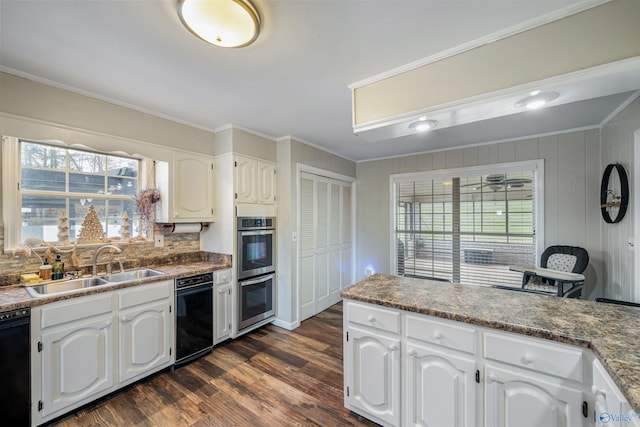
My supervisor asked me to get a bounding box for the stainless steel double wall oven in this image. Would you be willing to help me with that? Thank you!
[237,217,276,332]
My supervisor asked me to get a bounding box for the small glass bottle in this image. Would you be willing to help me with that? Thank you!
[52,254,65,280]
[39,259,52,281]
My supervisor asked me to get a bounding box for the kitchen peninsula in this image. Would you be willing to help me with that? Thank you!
[341,274,640,427]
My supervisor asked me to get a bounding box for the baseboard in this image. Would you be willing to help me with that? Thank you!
[271,318,300,330]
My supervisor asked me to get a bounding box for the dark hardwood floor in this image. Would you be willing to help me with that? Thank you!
[53,302,379,427]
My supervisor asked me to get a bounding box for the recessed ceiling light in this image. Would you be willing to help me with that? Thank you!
[178,0,261,48]
[409,119,438,132]
[515,91,559,110]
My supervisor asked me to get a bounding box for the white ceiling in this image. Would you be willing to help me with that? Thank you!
[1,0,636,162]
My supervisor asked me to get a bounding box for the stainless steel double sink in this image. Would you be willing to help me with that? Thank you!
[25,268,166,298]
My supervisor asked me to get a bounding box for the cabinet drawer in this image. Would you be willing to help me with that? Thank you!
[406,314,476,354]
[484,332,583,382]
[347,302,400,334]
[40,292,113,329]
[215,269,231,285]
[118,281,172,310]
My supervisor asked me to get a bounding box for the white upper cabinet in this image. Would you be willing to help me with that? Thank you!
[156,151,215,223]
[234,155,276,206]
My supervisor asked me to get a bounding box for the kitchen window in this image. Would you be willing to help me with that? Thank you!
[392,160,543,287]
[2,138,142,248]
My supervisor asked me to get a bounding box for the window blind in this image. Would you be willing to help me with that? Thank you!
[394,167,538,288]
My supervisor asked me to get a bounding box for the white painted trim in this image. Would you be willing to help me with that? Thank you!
[356,126,601,164]
[271,318,299,331]
[391,159,543,182]
[2,136,21,251]
[348,0,609,89]
[281,135,357,163]
[634,128,640,303]
[213,123,278,141]
[600,91,640,128]
[297,163,356,184]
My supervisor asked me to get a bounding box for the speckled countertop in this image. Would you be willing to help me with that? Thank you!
[341,273,640,412]
[0,260,231,312]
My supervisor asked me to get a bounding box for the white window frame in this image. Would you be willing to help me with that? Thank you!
[2,136,147,250]
[389,159,545,279]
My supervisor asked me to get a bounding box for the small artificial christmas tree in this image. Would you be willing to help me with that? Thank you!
[57,210,70,246]
[77,205,105,243]
[120,211,130,241]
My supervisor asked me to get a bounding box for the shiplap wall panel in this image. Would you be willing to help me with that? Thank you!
[477,145,490,165]
[415,153,434,171]
[445,148,465,169]
[600,98,640,301]
[355,129,608,300]
[433,152,446,170]
[539,135,560,247]
[515,138,539,161]
[463,146,479,166]
[498,141,516,163]
[558,132,587,246]
[585,129,604,299]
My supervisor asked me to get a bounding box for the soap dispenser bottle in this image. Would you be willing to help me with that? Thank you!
[39,259,52,281]
[52,254,65,280]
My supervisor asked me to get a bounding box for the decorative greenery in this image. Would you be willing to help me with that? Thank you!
[133,188,160,233]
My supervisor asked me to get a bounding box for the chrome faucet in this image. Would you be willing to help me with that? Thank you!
[92,245,122,276]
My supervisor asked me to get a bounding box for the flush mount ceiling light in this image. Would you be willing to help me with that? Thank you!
[178,0,261,48]
[409,119,438,132]
[514,91,559,110]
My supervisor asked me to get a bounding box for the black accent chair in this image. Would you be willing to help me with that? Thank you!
[520,245,589,298]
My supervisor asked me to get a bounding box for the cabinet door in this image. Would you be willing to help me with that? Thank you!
[215,283,232,344]
[173,152,214,221]
[119,299,172,384]
[406,341,478,427]
[235,156,258,203]
[258,161,277,204]
[40,314,115,418]
[485,364,583,427]
[346,325,401,426]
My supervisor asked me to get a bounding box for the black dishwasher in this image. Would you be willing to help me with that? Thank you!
[175,273,214,367]
[0,308,30,426]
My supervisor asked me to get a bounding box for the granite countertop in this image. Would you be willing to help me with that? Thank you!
[0,260,231,312]
[341,273,640,412]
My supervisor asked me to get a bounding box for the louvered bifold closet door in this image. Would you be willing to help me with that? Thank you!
[299,174,316,320]
[329,183,342,305]
[341,185,353,289]
[315,179,331,312]
[299,172,355,321]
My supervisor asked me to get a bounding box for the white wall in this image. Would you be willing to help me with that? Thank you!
[356,130,604,299]
[601,97,640,301]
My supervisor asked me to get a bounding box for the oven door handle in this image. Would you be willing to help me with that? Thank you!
[176,282,213,292]
[240,275,274,287]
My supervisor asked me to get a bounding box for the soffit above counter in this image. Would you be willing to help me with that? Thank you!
[351,0,640,143]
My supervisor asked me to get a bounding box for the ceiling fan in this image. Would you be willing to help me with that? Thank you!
[461,174,532,191]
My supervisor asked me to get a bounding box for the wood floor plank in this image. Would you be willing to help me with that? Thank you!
[52,302,378,427]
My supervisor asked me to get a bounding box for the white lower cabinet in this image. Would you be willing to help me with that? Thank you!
[406,341,478,427]
[118,281,173,384]
[592,359,640,427]
[32,280,174,426]
[484,364,583,427]
[37,294,115,420]
[343,300,635,427]
[345,325,401,426]
[214,269,232,344]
